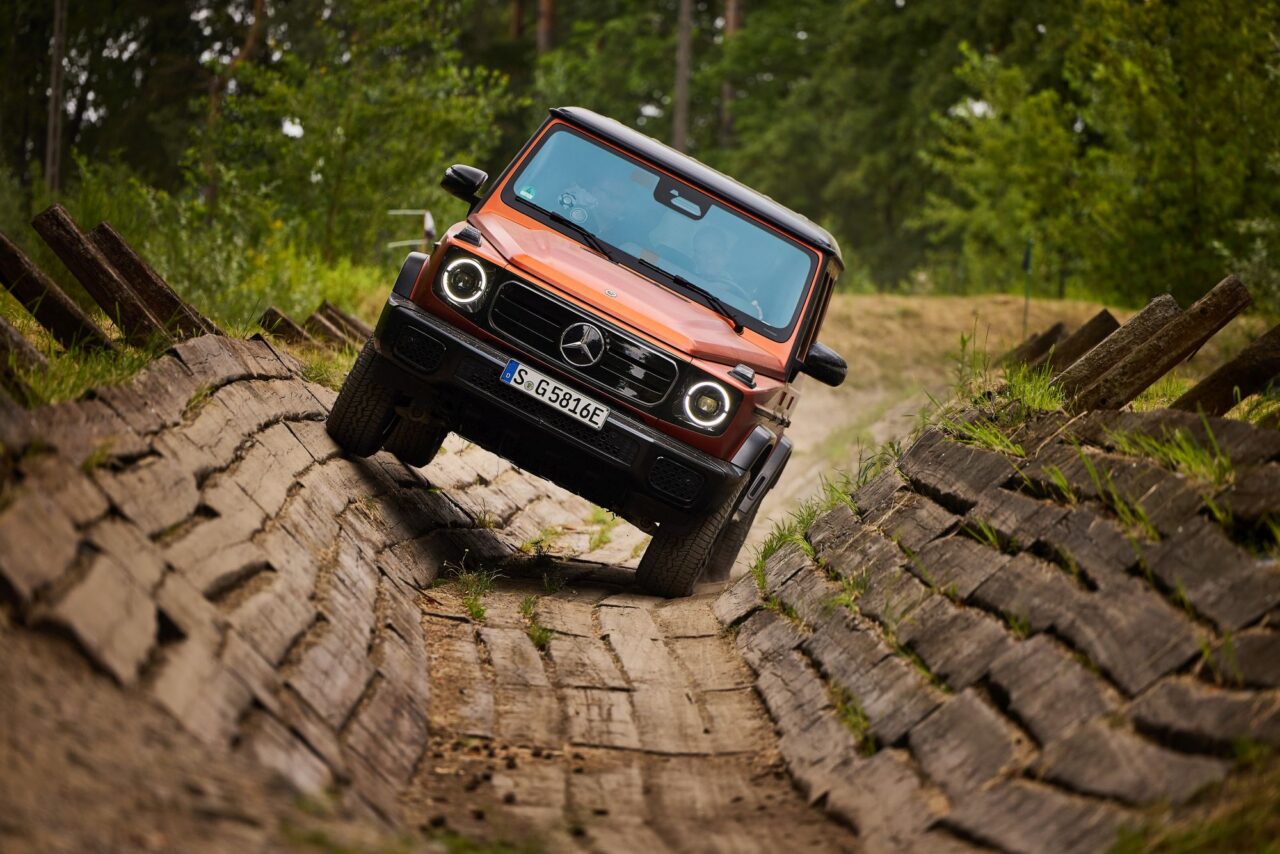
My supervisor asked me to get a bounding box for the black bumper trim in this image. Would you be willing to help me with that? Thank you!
[371,296,745,531]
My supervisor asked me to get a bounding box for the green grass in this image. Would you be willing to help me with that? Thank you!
[962,517,1018,554]
[1002,360,1066,413]
[1040,463,1079,504]
[446,565,500,623]
[827,569,870,614]
[1111,748,1279,853]
[586,507,620,552]
[1003,611,1031,639]
[1109,417,1233,488]
[519,595,553,650]
[1078,448,1161,541]
[11,336,167,407]
[936,408,1026,457]
[828,683,877,755]
[518,527,562,557]
[297,344,358,391]
[1129,374,1192,413]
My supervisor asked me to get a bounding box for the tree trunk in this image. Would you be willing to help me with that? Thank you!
[44,0,68,194]
[673,0,693,152]
[719,0,742,146]
[536,0,555,52]
[203,0,267,210]
[512,0,526,39]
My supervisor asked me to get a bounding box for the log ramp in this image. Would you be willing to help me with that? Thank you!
[0,205,1278,850]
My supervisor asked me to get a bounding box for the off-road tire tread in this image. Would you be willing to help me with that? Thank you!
[703,501,758,583]
[325,339,397,457]
[383,418,448,468]
[636,481,744,597]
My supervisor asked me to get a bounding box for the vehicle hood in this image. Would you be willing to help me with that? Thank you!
[470,209,787,376]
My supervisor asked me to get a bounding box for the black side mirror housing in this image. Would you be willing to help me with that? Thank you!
[800,341,847,387]
[441,164,488,206]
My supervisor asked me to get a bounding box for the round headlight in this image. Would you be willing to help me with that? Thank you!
[682,381,731,428]
[441,257,487,305]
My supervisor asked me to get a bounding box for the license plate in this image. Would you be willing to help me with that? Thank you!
[500,359,610,430]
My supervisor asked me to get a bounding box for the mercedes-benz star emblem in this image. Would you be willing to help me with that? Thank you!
[559,322,605,367]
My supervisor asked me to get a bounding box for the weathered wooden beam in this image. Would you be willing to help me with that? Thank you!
[0,315,47,372]
[0,315,43,401]
[304,312,351,348]
[88,222,219,338]
[1001,322,1067,367]
[259,306,314,346]
[1054,295,1181,395]
[1171,322,1280,416]
[1072,276,1252,413]
[1037,309,1120,373]
[0,231,115,351]
[318,300,373,341]
[30,204,170,346]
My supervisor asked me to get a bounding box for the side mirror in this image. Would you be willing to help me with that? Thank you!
[800,341,847,387]
[441,164,488,206]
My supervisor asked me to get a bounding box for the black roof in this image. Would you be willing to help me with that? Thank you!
[549,107,842,262]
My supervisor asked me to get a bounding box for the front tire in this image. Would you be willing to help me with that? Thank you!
[326,340,397,457]
[702,499,760,583]
[383,417,448,468]
[635,480,745,598]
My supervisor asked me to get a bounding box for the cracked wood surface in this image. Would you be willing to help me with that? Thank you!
[3,331,1279,853]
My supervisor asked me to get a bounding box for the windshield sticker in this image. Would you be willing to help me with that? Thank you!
[518,185,536,200]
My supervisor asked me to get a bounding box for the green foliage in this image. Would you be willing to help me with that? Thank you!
[1002,361,1065,413]
[827,684,876,755]
[446,564,501,624]
[1077,447,1160,541]
[1108,420,1234,488]
[937,411,1025,457]
[924,0,1280,309]
[9,335,167,407]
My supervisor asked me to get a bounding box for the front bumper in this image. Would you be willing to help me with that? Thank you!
[370,295,745,533]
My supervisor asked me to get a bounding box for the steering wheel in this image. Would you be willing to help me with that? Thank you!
[711,278,765,321]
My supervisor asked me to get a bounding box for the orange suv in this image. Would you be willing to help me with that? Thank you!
[327,107,847,597]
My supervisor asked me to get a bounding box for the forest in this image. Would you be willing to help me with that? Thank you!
[3,0,1279,326]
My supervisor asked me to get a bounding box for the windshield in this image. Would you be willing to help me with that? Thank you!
[502,126,817,339]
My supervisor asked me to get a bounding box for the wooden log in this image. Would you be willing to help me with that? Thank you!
[318,300,373,341]
[1037,309,1120,373]
[0,315,44,402]
[303,312,351,348]
[259,306,315,345]
[30,204,169,346]
[0,315,47,372]
[88,222,219,338]
[0,231,115,351]
[1171,322,1280,416]
[1054,295,1181,395]
[1000,322,1066,367]
[1071,276,1252,413]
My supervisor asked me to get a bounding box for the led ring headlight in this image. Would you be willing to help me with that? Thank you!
[441,257,488,305]
[683,380,731,428]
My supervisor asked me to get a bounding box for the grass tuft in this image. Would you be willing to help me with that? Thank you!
[1109,417,1233,489]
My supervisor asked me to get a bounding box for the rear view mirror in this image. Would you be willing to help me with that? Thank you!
[441,164,488,206]
[800,341,847,387]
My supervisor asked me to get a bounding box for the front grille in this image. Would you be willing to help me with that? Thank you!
[649,456,704,505]
[489,282,679,407]
[391,325,446,374]
[456,357,640,465]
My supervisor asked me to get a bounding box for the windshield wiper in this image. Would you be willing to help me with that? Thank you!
[636,258,743,334]
[544,209,617,262]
